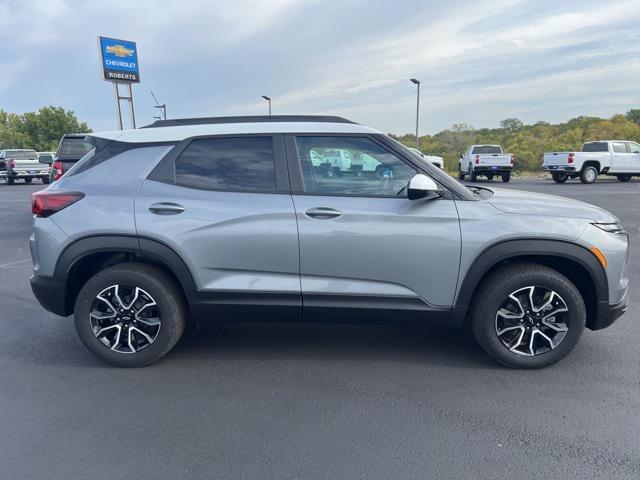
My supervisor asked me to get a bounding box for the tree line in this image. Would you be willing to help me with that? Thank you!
[0,106,91,152]
[393,110,640,172]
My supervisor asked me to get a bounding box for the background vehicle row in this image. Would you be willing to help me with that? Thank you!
[458,145,513,182]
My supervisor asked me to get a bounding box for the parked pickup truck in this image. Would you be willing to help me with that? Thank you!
[543,140,640,184]
[0,149,50,185]
[459,145,513,182]
[408,148,445,169]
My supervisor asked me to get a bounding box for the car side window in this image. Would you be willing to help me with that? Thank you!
[612,142,627,153]
[173,136,276,192]
[295,136,416,197]
[627,142,640,154]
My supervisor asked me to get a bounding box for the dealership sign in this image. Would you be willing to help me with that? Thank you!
[99,36,140,83]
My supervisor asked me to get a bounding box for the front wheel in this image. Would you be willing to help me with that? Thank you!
[74,263,186,367]
[7,177,14,185]
[552,172,568,183]
[458,168,466,180]
[617,174,632,182]
[501,172,511,183]
[469,164,477,182]
[470,263,585,368]
[580,165,598,184]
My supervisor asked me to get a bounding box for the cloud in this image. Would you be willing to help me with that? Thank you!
[0,0,638,134]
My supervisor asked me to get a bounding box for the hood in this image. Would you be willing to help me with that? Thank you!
[486,187,618,223]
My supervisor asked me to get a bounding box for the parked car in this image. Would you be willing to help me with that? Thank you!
[459,145,514,182]
[543,140,640,184]
[0,149,50,185]
[408,147,444,168]
[30,115,628,368]
[50,134,92,182]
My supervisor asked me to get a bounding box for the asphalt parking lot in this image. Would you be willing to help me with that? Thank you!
[0,178,638,479]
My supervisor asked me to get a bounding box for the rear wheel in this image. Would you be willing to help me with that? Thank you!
[42,177,50,184]
[580,165,598,184]
[7,177,14,185]
[551,172,568,183]
[74,263,186,367]
[501,172,511,183]
[470,263,585,368]
[617,174,632,182]
[469,164,477,182]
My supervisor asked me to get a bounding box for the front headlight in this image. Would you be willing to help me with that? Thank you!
[592,222,626,234]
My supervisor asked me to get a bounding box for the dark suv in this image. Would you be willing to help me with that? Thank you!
[50,134,92,182]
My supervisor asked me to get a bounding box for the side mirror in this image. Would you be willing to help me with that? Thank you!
[407,174,441,200]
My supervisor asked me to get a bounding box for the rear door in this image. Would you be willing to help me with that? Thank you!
[135,134,301,318]
[286,134,461,322]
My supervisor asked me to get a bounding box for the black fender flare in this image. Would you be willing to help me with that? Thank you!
[55,235,198,313]
[448,239,608,327]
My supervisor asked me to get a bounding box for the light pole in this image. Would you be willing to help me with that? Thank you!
[410,78,420,149]
[150,91,167,120]
[262,95,272,116]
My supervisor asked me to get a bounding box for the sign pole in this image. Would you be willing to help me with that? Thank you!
[127,83,137,129]
[113,82,124,130]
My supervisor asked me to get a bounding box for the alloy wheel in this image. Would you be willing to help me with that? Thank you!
[89,284,161,353]
[495,286,569,356]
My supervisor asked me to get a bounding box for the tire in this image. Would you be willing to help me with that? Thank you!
[7,177,14,185]
[580,165,598,184]
[458,168,466,180]
[617,174,632,182]
[74,263,186,367]
[24,178,32,184]
[501,172,510,183]
[470,263,586,368]
[469,164,477,182]
[42,177,50,184]
[487,174,494,181]
[551,172,568,184]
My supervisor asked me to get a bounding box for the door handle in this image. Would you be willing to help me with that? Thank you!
[148,202,185,215]
[305,207,342,219]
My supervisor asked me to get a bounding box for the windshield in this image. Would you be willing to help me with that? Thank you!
[56,137,93,160]
[5,150,38,160]
[472,146,502,154]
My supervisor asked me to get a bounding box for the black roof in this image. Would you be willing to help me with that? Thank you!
[142,115,357,129]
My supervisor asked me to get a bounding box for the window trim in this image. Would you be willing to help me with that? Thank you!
[147,133,290,194]
[284,133,462,200]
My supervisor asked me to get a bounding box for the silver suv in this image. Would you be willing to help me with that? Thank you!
[29,116,629,368]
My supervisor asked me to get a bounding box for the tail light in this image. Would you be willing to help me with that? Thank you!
[475,154,480,165]
[8,159,16,169]
[32,191,84,218]
[510,154,515,165]
[568,153,575,164]
[52,160,64,180]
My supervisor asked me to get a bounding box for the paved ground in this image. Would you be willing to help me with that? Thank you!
[0,178,638,479]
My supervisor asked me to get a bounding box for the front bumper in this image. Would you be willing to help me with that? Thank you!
[30,274,70,317]
[593,292,628,330]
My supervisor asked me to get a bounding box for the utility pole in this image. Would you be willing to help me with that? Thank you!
[150,91,167,120]
[262,95,272,116]
[410,78,420,149]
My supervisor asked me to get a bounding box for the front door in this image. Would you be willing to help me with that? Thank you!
[287,135,461,321]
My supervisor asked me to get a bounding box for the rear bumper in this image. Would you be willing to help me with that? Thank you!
[30,274,69,317]
[542,166,576,173]
[8,171,49,178]
[474,166,512,173]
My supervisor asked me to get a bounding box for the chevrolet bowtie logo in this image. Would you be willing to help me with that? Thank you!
[106,44,135,58]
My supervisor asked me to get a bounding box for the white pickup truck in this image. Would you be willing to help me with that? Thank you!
[458,145,513,182]
[543,140,640,184]
[0,149,51,185]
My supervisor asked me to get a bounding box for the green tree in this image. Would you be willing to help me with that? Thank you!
[0,106,91,151]
[625,109,640,125]
[500,118,524,133]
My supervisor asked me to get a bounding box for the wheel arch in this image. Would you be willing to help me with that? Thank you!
[449,239,608,330]
[56,235,198,316]
[581,160,601,173]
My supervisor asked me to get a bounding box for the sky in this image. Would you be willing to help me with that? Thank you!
[0,0,639,135]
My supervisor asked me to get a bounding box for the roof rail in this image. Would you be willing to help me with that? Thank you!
[142,115,357,128]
